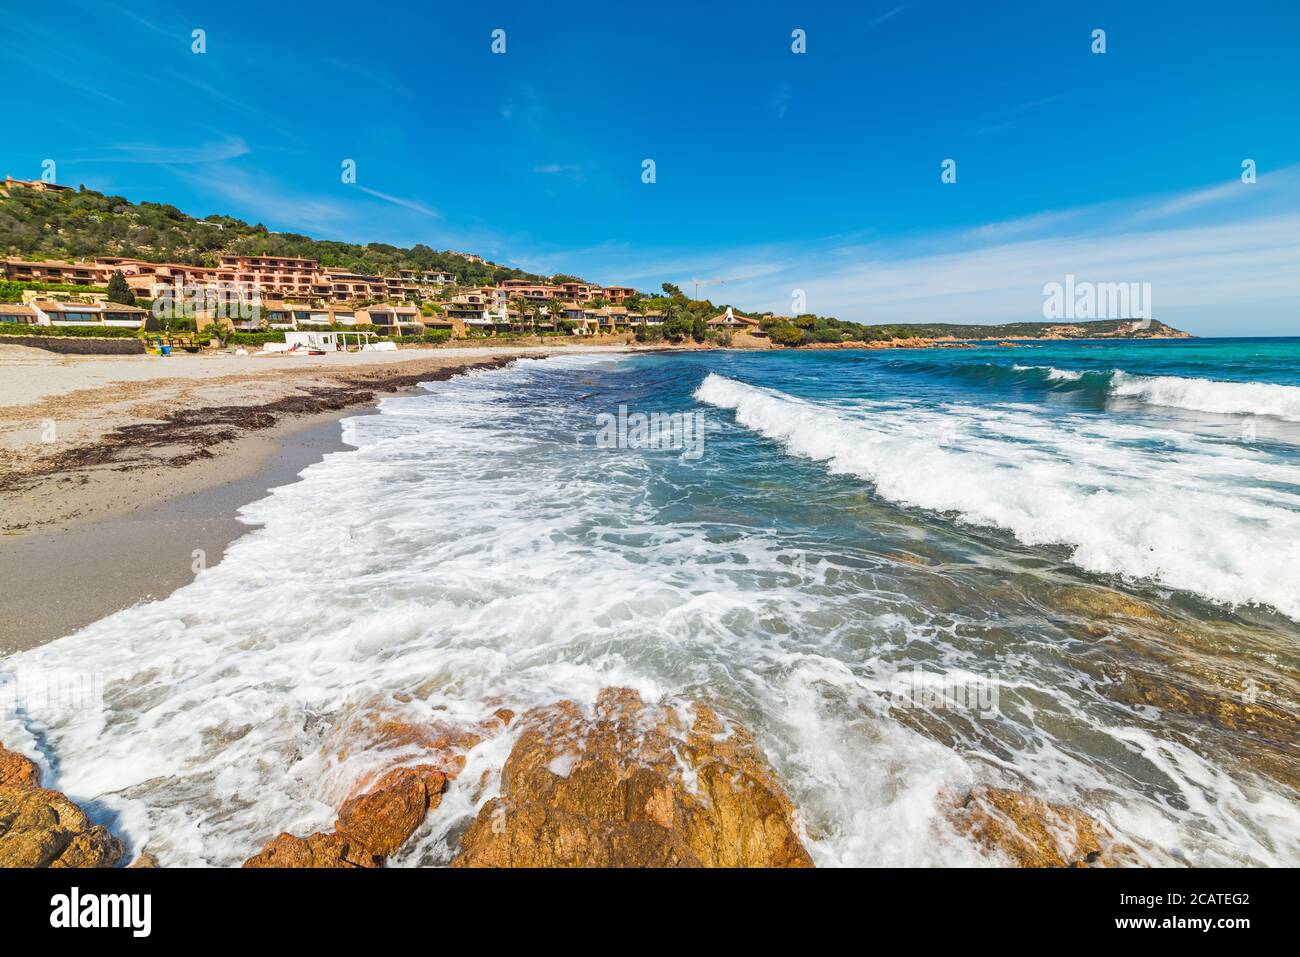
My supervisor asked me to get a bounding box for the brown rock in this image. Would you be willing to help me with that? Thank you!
[242,831,380,868]
[128,851,160,868]
[947,786,1138,867]
[0,744,41,788]
[242,695,508,868]
[0,785,124,868]
[242,763,448,867]
[453,688,813,868]
[328,704,488,782]
[335,765,447,857]
[1051,585,1164,623]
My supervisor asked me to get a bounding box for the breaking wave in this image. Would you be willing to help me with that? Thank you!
[696,372,1300,619]
[1110,371,1300,421]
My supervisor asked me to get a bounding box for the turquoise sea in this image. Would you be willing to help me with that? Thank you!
[3,338,1298,865]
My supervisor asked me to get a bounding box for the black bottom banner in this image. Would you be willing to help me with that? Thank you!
[3,866,1285,943]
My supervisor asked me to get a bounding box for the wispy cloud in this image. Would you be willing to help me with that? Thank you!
[868,2,913,27]
[524,169,1300,333]
[532,163,585,181]
[355,186,441,218]
[962,208,1083,240]
[1136,179,1253,221]
[771,84,792,119]
[26,61,125,106]
[175,166,350,235]
[62,136,251,166]
[324,59,413,99]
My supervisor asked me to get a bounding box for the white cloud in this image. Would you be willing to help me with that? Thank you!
[868,2,913,27]
[63,136,251,167]
[175,166,350,236]
[533,163,585,181]
[355,186,441,218]
[528,169,1300,335]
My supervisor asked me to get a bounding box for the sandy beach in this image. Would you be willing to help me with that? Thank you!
[0,343,626,650]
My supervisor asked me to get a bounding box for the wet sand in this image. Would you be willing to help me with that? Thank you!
[0,411,357,652]
[0,344,628,652]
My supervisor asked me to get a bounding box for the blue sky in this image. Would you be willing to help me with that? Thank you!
[2,0,1299,335]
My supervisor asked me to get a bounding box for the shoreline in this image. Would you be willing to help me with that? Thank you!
[0,410,358,652]
[0,347,570,652]
[0,335,1200,654]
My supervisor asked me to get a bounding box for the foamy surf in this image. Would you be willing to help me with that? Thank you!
[1109,370,1300,421]
[695,372,1300,620]
[1011,363,1086,382]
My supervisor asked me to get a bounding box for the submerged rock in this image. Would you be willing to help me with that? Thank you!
[1050,585,1167,623]
[947,786,1139,867]
[0,785,124,868]
[244,693,524,868]
[453,687,813,868]
[244,764,448,867]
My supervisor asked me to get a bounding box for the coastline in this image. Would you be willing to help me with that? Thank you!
[0,345,606,652]
[0,335,1190,654]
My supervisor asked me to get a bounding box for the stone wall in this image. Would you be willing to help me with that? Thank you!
[0,334,146,355]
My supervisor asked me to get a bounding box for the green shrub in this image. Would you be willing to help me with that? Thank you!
[389,330,451,344]
[0,279,111,303]
[226,330,286,344]
[769,324,805,346]
[0,323,141,338]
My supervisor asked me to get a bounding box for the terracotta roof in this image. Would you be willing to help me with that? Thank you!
[5,258,93,269]
[0,303,35,316]
[34,300,148,314]
[707,307,759,326]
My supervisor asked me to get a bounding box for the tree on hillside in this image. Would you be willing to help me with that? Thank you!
[106,270,135,306]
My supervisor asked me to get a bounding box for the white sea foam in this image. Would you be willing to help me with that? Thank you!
[696,373,1300,620]
[1,356,1296,869]
[1110,370,1300,421]
[1011,363,1085,381]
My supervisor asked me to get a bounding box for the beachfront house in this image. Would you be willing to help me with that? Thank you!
[0,303,37,325]
[29,300,150,327]
[419,313,466,338]
[706,307,761,330]
[360,304,423,335]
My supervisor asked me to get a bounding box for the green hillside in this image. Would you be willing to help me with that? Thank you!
[840,318,1190,341]
[1,183,1190,343]
[0,182,548,286]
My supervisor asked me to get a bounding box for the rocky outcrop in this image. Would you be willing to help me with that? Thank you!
[947,786,1139,867]
[0,743,123,868]
[453,688,813,868]
[0,745,41,788]
[243,830,381,869]
[243,698,518,868]
[335,765,448,857]
[0,787,125,868]
[243,764,448,868]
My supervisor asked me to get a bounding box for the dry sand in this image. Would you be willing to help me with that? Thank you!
[0,343,626,650]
